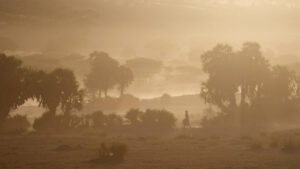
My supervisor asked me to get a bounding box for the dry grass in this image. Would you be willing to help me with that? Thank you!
[0,131,300,169]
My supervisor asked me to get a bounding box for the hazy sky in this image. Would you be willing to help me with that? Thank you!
[1,0,300,97]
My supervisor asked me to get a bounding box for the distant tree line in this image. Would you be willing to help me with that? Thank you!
[32,108,176,132]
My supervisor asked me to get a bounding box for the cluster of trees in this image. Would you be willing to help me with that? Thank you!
[0,51,137,132]
[201,42,300,131]
[125,109,176,129]
[33,110,124,131]
[85,51,134,99]
[3,108,175,133]
[32,108,176,132]
[0,53,83,130]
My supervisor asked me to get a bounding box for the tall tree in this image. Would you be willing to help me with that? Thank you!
[85,51,119,98]
[236,42,270,107]
[201,44,239,112]
[201,43,270,111]
[37,68,83,116]
[117,65,134,97]
[0,54,26,125]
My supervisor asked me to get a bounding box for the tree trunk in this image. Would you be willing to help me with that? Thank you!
[0,106,10,129]
[240,85,247,134]
[104,90,108,98]
[120,86,124,97]
[240,85,246,107]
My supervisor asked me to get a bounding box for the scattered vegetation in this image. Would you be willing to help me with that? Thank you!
[1,115,30,134]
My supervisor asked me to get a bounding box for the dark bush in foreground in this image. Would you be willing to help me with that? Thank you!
[93,142,128,164]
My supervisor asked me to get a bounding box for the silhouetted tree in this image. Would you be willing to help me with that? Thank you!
[140,109,176,129]
[125,108,143,125]
[0,54,26,126]
[236,42,270,108]
[105,114,123,128]
[117,66,134,97]
[201,42,270,113]
[256,65,300,124]
[33,68,83,131]
[263,65,298,100]
[200,42,300,131]
[37,68,83,115]
[201,44,239,113]
[85,51,119,98]
[91,110,106,128]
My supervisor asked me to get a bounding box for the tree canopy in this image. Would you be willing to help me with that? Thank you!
[85,51,134,99]
[0,54,26,124]
[0,53,83,128]
[201,42,300,130]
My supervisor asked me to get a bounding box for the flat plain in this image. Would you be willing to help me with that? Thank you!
[0,130,300,169]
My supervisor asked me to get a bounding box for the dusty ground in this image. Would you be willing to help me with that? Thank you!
[0,130,300,169]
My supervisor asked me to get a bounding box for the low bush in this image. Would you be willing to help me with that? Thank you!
[94,142,128,163]
[1,115,30,134]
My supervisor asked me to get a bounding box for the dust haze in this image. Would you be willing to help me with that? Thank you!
[1,0,300,169]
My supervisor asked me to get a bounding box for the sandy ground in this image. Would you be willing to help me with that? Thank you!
[0,130,300,169]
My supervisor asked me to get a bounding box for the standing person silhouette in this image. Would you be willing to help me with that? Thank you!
[182,110,191,128]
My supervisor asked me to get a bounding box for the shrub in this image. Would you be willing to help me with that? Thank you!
[140,109,176,129]
[105,114,123,128]
[96,142,128,163]
[33,112,56,131]
[125,108,143,125]
[1,115,30,134]
[90,110,106,128]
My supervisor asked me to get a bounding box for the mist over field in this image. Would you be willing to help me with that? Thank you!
[1,0,300,98]
[2,1,300,169]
